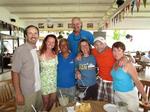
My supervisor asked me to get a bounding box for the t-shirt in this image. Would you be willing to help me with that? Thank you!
[57,52,76,88]
[68,30,94,56]
[92,48,115,81]
[75,55,96,86]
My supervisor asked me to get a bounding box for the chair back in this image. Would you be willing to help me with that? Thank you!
[139,80,150,100]
[0,80,14,103]
[138,80,150,112]
[0,80,16,112]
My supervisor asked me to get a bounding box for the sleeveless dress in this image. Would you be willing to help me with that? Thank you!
[40,56,58,95]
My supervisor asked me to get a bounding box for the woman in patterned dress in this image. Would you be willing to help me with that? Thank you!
[39,34,58,111]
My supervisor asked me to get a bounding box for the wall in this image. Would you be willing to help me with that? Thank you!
[25,19,100,31]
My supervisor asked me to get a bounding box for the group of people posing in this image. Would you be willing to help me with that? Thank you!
[11,17,149,112]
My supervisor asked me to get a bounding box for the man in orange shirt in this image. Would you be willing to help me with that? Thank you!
[92,37,115,103]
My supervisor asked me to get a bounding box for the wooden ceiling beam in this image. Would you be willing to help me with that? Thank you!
[19,16,102,20]
[0,2,113,7]
[11,10,106,14]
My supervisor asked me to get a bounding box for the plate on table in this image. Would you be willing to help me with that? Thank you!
[103,103,117,112]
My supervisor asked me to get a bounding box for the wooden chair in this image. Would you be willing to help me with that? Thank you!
[139,80,150,112]
[0,80,16,112]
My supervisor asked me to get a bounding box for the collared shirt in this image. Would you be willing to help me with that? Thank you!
[12,42,39,95]
[68,29,94,56]
[57,52,76,88]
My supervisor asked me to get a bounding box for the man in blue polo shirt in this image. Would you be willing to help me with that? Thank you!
[57,38,76,101]
[68,17,94,56]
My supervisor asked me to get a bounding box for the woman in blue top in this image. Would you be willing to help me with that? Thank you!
[111,41,149,112]
[75,39,98,100]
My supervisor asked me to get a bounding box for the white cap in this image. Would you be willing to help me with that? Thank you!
[94,36,106,44]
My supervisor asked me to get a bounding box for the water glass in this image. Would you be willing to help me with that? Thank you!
[116,101,128,112]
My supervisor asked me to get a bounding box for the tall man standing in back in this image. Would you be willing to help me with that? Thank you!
[11,25,42,112]
[68,17,94,56]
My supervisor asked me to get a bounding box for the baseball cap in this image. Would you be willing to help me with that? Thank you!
[94,37,106,44]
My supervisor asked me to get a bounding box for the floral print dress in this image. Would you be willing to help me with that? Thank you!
[40,56,58,95]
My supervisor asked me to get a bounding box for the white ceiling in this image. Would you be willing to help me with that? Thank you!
[0,0,115,22]
[0,0,150,29]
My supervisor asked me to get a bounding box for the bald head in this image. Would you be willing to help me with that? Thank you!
[72,17,82,33]
[72,17,81,22]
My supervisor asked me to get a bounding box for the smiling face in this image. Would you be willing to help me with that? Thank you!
[112,42,126,60]
[72,18,82,33]
[26,27,39,45]
[94,41,106,52]
[46,37,56,50]
[112,47,124,60]
[80,41,90,55]
[59,40,69,53]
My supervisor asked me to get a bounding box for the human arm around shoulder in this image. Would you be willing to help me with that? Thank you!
[75,52,82,61]
[125,62,148,104]
[119,56,130,67]
[76,70,81,80]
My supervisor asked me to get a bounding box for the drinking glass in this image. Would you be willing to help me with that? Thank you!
[116,101,128,112]
[58,95,69,112]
